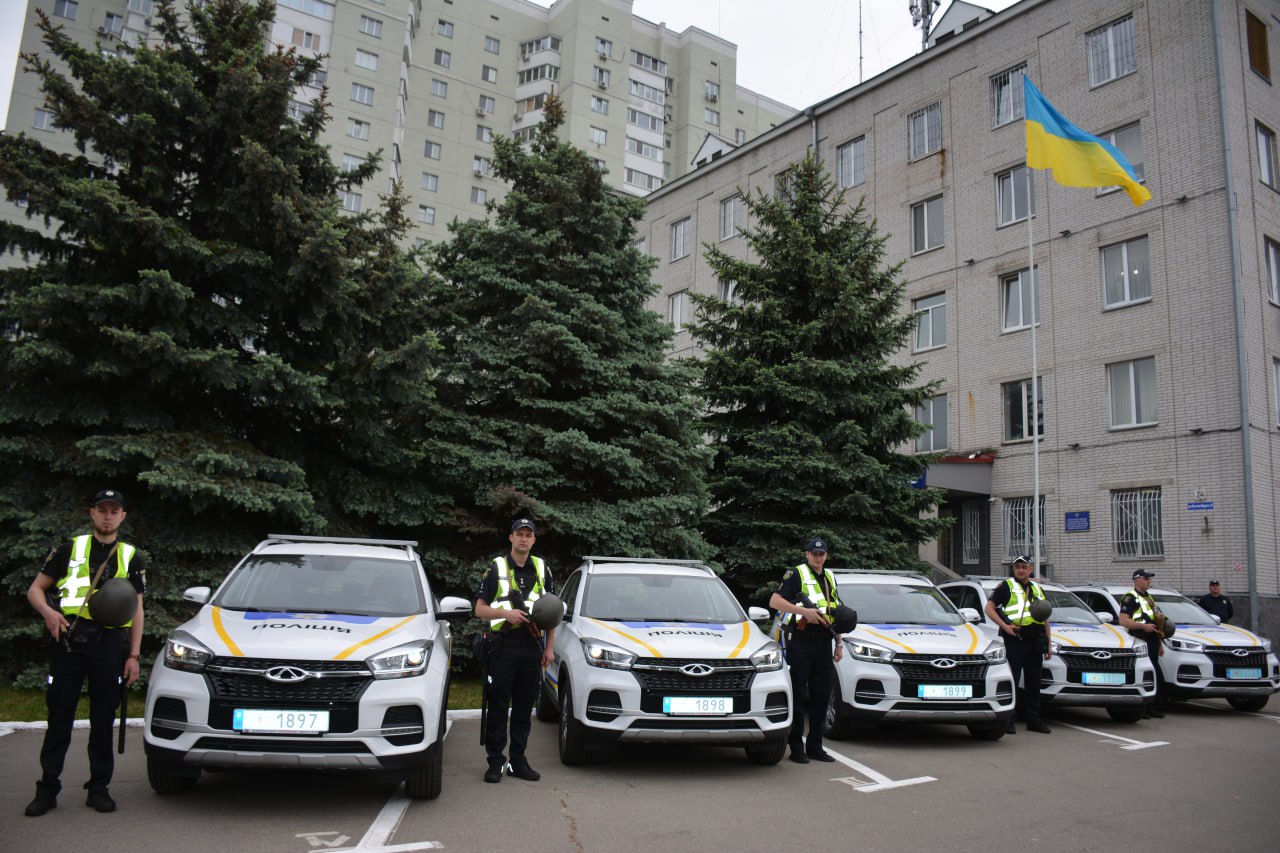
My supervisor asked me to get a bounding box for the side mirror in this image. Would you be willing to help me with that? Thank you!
[437,595,473,620]
[183,586,211,604]
[1095,611,1114,623]
[959,607,982,624]
[1211,614,1222,625]
[747,605,770,622]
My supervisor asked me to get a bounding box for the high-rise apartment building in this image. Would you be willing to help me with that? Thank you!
[640,0,1280,630]
[2,0,794,245]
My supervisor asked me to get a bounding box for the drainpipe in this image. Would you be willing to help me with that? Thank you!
[808,107,818,156]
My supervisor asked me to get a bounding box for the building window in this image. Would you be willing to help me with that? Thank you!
[420,172,439,191]
[1087,15,1136,86]
[520,35,562,57]
[630,79,666,105]
[628,109,664,133]
[359,16,383,38]
[1098,123,1145,194]
[626,136,662,162]
[350,83,375,106]
[472,156,490,176]
[624,168,662,192]
[277,0,333,19]
[588,126,607,145]
[837,136,866,189]
[915,394,948,452]
[591,96,609,115]
[307,69,327,88]
[595,36,612,58]
[417,205,435,225]
[705,80,720,101]
[347,118,370,140]
[1247,11,1270,81]
[911,196,944,253]
[53,0,77,20]
[1274,359,1280,425]
[434,49,451,69]
[1112,487,1163,557]
[1002,268,1039,332]
[991,64,1026,127]
[1266,237,1280,304]
[593,66,611,86]
[354,48,378,70]
[1004,496,1047,560]
[1102,236,1151,308]
[476,125,494,143]
[287,101,313,121]
[1003,378,1045,441]
[1108,356,1157,428]
[33,108,55,131]
[127,0,153,13]
[996,165,1034,226]
[482,65,498,84]
[630,49,667,75]
[339,190,362,212]
[516,93,547,116]
[720,195,744,240]
[668,290,690,331]
[913,292,946,351]
[1258,122,1278,188]
[704,108,720,126]
[908,103,942,160]
[340,153,362,172]
[424,141,441,159]
[484,36,501,54]
[430,79,448,99]
[293,28,322,50]
[719,279,740,305]
[104,12,124,33]
[436,19,453,38]
[424,109,444,129]
[478,95,495,114]
[670,217,691,260]
[962,503,981,565]
[471,187,487,205]
[735,128,746,145]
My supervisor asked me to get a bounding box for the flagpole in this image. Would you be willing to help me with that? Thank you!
[1023,70,1042,580]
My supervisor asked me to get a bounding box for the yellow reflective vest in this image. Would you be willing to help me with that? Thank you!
[999,578,1046,626]
[57,535,137,626]
[785,563,841,627]
[488,555,548,631]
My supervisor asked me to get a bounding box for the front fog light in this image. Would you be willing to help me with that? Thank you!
[368,640,432,679]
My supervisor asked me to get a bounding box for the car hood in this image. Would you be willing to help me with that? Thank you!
[577,618,766,659]
[1050,622,1137,649]
[850,622,995,655]
[1172,622,1268,648]
[183,606,433,660]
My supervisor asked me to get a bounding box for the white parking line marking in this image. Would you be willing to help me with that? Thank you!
[1055,721,1168,750]
[824,748,936,791]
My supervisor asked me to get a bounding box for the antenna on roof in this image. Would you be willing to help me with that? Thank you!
[909,0,941,53]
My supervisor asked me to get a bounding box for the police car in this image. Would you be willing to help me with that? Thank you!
[143,535,471,798]
[1067,583,1279,712]
[939,577,1156,722]
[537,557,791,765]
[823,570,1015,740]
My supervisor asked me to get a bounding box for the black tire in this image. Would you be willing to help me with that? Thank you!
[147,756,200,794]
[1107,705,1144,723]
[968,720,1007,741]
[745,738,787,765]
[824,682,853,740]
[1227,695,1269,712]
[536,676,558,723]
[558,681,592,766]
[405,704,446,800]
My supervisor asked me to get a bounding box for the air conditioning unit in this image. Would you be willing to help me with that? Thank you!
[706,94,718,103]
[97,26,106,34]
[475,108,486,117]
[473,168,484,177]
[513,113,523,123]
[597,81,607,90]
[598,50,609,60]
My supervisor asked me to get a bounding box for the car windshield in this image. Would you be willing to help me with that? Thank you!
[1045,589,1101,625]
[1152,592,1216,625]
[837,581,964,626]
[214,554,426,617]
[581,573,745,623]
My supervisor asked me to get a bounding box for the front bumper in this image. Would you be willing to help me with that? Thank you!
[833,656,1015,725]
[1161,648,1280,699]
[1039,648,1157,706]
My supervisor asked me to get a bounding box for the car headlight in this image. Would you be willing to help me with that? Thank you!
[1259,638,1273,653]
[1167,637,1206,653]
[582,638,637,670]
[164,631,214,673]
[984,641,1007,663]
[844,638,895,663]
[1048,641,1061,655]
[751,642,784,672]
[367,640,432,679]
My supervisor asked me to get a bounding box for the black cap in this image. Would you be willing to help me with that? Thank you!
[1209,579,1220,585]
[1132,569,1155,580]
[91,489,125,509]
[805,538,828,554]
[1011,554,1032,565]
[511,517,535,533]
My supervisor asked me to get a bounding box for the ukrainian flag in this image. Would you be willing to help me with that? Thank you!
[1024,76,1151,206]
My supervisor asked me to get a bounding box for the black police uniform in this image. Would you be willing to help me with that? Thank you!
[988,579,1047,726]
[35,538,146,801]
[476,558,555,765]
[1120,590,1165,714]
[1197,592,1233,624]
[775,567,838,759]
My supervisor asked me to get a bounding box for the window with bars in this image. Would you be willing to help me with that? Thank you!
[1112,488,1163,557]
[1087,16,1136,86]
[962,503,981,565]
[991,64,1026,127]
[1102,236,1151,307]
[1004,496,1047,560]
[908,103,942,160]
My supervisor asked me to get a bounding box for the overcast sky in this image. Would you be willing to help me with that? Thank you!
[1,0,1020,129]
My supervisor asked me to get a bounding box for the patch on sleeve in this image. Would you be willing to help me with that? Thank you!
[782,569,794,581]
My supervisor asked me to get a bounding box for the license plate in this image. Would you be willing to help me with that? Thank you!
[233,709,329,734]
[917,684,973,699]
[1082,672,1126,686]
[1226,668,1262,680]
[662,696,731,715]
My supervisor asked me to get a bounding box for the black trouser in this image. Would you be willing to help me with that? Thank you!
[484,636,542,763]
[37,628,125,796]
[1138,633,1164,707]
[785,636,834,755]
[1005,631,1045,723]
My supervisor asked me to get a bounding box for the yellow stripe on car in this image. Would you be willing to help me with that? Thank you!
[210,607,244,657]
[587,618,664,657]
[728,622,752,659]
[862,627,916,653]
[335,615,418,660]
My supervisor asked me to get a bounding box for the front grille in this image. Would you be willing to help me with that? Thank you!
[1059,647,1137,682]
[631,658,756,692]
[193,737,371,754]
[1205,649,1268,677]
[206,657,372,703]
[892,654,988,683]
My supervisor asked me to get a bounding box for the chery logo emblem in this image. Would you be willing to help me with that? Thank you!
[263,666,311,683]
[680,663,715,677]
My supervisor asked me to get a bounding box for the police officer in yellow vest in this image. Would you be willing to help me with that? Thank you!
[1119,568,1165,719]
[769,537,844,764]
[24,489,145,816]
[474,518,556,783]
[984,555,1052,734]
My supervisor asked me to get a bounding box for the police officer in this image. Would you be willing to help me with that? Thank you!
[1197,580,1233,624]
[1119,568,1165,718]
[769,537,844,764]
[474,518,555,783]
[24,489,145,816]
[984,555,1052,734]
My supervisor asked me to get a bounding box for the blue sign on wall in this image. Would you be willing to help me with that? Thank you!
[1064,511,1090,532]
[1187,501,1214,511]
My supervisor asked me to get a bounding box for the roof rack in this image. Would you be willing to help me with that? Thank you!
[580,556,714,574]
[261,533,419,549]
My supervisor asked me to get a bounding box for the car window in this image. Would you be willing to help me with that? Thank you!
[1151,592,1216,625]
[837,582,964,626]
[559,570,582,615]
[581,573,744,623]
[941,586,965,608]
[214,554,426,616]
[1044,589,1100,624]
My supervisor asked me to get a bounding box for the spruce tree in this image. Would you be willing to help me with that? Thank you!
[691,154,948,602]
[420,94,711,594]
[0,0,439,682]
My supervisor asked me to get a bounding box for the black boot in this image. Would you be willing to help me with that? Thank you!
[483,758,506,783]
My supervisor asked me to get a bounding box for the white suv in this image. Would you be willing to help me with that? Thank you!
[143,535,471,798]
[823,570,1014,740]
[1068,583,1279,712]
[939,577,1156,722]
[538,557,792,765]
